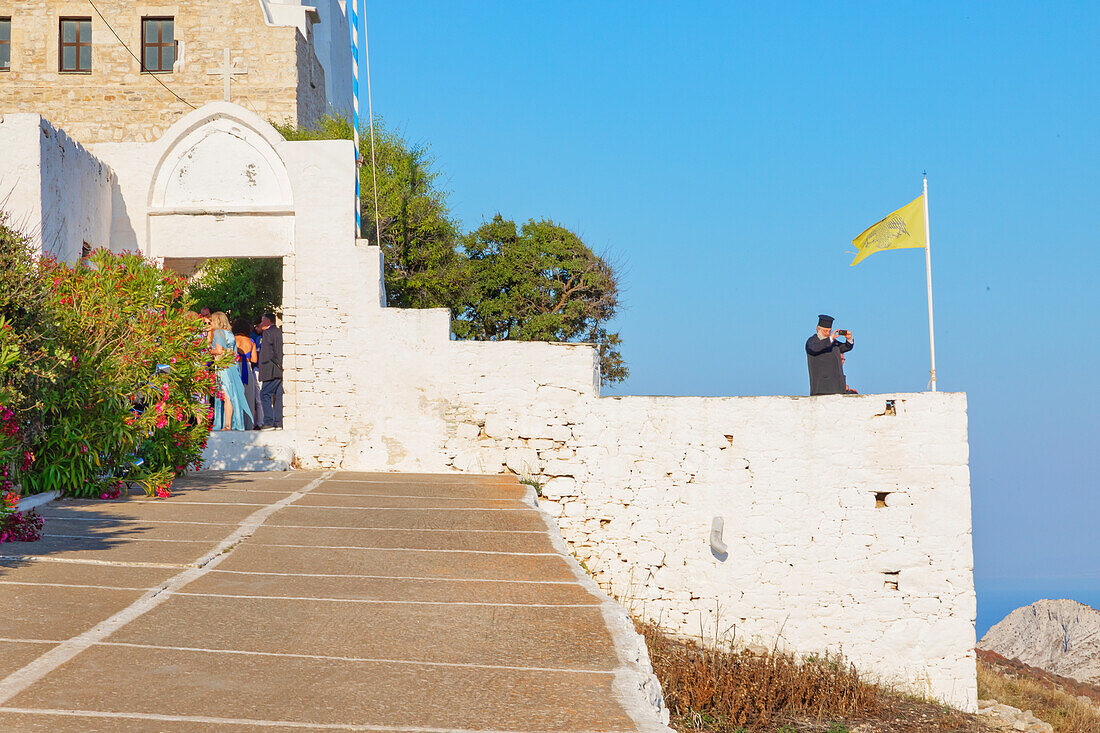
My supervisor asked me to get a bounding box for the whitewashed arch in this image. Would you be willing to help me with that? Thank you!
[146,102,294,259]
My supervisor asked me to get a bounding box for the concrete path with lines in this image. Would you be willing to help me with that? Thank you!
[0,471,668,732]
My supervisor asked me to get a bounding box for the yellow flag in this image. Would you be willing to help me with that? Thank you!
[850,194,927,265]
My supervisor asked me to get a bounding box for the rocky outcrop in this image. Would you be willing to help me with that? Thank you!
[976,700,1053,732]
[979,599,1100,684]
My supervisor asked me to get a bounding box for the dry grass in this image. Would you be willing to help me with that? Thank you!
[638,617,1100,731]
[636,619,879,731]
[978,654,1100,733]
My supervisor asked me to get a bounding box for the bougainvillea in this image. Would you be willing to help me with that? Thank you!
[3,249,226,499]
[0,491,42,543]
[0,414,40,542]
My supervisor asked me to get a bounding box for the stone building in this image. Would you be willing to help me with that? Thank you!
[0,0,350,143]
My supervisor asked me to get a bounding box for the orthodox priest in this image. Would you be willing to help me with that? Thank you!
[806,314,854,396]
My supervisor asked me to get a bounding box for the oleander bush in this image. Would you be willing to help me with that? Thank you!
[0,212,224,502]
[0,216,47,520]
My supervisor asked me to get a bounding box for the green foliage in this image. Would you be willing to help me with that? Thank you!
[28,250,221,497]
[459,216,627,382]
[273,112,355,142]
[364,125,465,311]
[0,213,58,499]
[188,258,282,323]
[0,214,58,415]
[273,114,628,384]
[0,213,220,500]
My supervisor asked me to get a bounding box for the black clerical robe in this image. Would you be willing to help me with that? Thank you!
[806,335,853,396]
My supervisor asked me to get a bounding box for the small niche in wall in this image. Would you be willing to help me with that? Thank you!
[875,491,891,508]
[883,571,899,591]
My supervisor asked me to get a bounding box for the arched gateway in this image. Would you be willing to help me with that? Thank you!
[84,102,361,438]
[146,104,295,263]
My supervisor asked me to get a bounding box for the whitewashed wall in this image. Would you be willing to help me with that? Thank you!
[8,102,977,711]
[0,114,113,261]
[288,241,977,711]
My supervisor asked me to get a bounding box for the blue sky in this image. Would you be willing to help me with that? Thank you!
[359,2,1099,636]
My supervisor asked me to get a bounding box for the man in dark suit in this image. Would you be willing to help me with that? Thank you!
[806,314,854,396]
[258,313,283,429]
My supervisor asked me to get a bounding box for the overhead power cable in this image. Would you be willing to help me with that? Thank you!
[86,0,197,110]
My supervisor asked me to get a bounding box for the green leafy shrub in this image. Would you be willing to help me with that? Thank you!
[0,213,52,496]
[20,249,224,497]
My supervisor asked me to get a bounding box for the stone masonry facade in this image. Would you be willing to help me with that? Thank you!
[0,0,327,143]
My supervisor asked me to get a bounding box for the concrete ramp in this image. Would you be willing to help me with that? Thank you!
[0,471,670,731]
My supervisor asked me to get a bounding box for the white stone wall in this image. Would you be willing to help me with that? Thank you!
[0,114,113,261]
[285,241,977,710]
[448,390,976,710]
[4,102,977,711]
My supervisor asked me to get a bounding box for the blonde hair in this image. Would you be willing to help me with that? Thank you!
[209,311,231,331]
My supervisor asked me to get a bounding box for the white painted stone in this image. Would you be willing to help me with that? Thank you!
[563,501,587,518]
[455,422,480,441]
[541,477,577,499]
[504,447,540,476]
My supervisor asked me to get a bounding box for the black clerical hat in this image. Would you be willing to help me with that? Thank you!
[817,314,834,328]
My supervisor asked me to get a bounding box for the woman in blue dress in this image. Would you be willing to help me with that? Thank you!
[208,312,253,431]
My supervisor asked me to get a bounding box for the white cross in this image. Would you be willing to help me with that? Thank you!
[207,48,248,102]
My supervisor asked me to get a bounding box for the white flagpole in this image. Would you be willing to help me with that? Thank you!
[923,173,937,392]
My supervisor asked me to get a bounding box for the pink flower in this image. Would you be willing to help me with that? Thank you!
[155,486,171,499]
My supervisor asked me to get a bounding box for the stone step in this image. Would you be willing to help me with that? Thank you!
[0,470,671,731]
[199,429,294,471]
